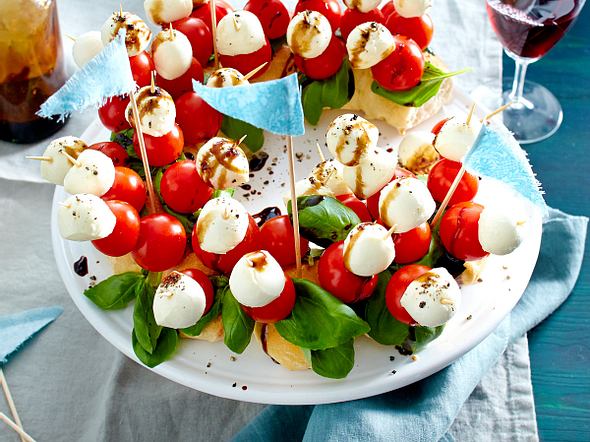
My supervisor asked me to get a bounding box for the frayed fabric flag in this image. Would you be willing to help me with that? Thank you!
[192,74,305,136]
[37,30,135,121]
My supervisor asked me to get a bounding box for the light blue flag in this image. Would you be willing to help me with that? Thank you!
[37,30,135,120]
[464,123,547,211]
[192,74,305,136]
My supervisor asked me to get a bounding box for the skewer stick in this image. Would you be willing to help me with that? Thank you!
[383,224,397,240]
[440,298,454,305]
[210,0,219,69]
[286,136,302,277]
[235,134,248,147]
[0,413,35,442]
[243,62,268,81]
[466,103,476,126]
[25,156,52,162]
[119,3,124,16]
[150,71,156,94]
[57,202,71,208]
[65,34,76,42]
[58,150,80,167]
[315,142,325,162]
[483,102,512,122]
[0,370,26,442]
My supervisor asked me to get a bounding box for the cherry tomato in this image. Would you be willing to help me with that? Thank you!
[385,11,433,50]
[132,213,187,272]
[318,241,378,303]
[218,39,272,78]
[98,95,130,132]
[294,0,342,31]
[92,200,140,257]
[129,51,154,87]
[371,36,424,91]
[336,194,372,223]
[259,215,310,267]
[132,123,184,167]
[294,36,346,80]
[439,202,489,261]
[431,117,451,136]
[191,0,234,31]
[366,167,415,220]
[175,92,223,145]
[242,275,296,323]
[102,167,147,213]
[385,264,431,325]
[160,160,213,213]
[172,17,213,67]
[340,8,385,40]
[392,223,431,264]
[192,215,261,274]
[88,141,128,166]
[156,58,204,100]
[244,0,291,40]
[380,0,396,19]
[427,159,479,205]
[181,268,215,314]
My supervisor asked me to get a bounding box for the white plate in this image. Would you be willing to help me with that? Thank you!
[52,90,542,405]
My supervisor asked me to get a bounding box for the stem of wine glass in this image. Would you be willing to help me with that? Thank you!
[508,56,530,106]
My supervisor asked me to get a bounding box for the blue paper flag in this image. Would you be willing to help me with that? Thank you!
[464,123,547,211]
[37,30,135,120]
[192,74,305,136]
[0,307,63,366]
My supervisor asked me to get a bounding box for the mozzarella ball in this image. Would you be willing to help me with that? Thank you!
[58,194,116,241]
[378,177,435,233]
[309,160,350,196]
[400,267,461,327]
[434,118,481,162]
[478,204,527,255]
[394,0,432,18]
[398,131,439,173]
[72,31,103,68]
[287,10,332,59]
[343,147,397,200]
[343,0,382,13]
[144,0,192,25]
[343,222,396,276]
[152,29,193,80]
[196,137,249,189]
[217,10,266,56]
[63,150,115,197]
[40,136,87,185]
[326,113,379,166]
[229,250,286,307]
[125,86,176,137]
[347,22,395,69]
[195,197,249,254]
[206,68,248,88]
[153,271,207,329]
[101,11,152,56]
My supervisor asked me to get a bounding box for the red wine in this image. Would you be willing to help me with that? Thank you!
[486,0,584,59]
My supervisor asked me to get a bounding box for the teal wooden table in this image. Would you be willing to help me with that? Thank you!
[508,6,590,441]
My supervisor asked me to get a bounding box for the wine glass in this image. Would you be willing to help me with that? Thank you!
[486,0,586,144]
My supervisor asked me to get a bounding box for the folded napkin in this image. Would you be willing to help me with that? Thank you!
[234,208,588,442]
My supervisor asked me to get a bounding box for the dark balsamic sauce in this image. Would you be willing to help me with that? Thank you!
[73,256,88,277]
[252,206,281,227]
[249,152,269,172]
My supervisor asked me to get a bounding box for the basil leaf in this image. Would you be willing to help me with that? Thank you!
[84,272,144,310]
[399,324,445,355]
[110,128,135,154]
[288,196,361,248]
[275,278,370,350]
[133,280,162,354]
[153,168,164,201]
[163,205,196,234]
[221,286,255,354]
[389,231,444,273]
[181,276,228,337]
[310,340,355,379]
[221,116,265,152]
[132,327,179,368]
[212,188,235,198]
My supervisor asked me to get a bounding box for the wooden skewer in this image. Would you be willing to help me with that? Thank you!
[57,202,71,208]
[0,413,35,442]
[0,370,26,442]
[168,23,175,40]
[210,0,219,69]
[466,103,476,125]
[25,155,52,162]
[119,3,124,16]
[286,136,302,277]
[235,134,248,147]
[316,142,325,162]
[232,13,240,31]
[243,62,268,81]
[440,298,454,305]
[65,34,76,42]
[483,102,512,122]
[383,224,397,240]
[150,71,156,94]
[58,150,80,167]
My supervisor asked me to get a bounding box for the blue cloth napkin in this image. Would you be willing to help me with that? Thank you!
[234,208,588,442]
[0,306,63,366]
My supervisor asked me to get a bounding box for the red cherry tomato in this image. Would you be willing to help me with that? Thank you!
[132,123,184,167]
[318,241,378,303]
[98,95,130,132]
[132,213,187,272]
[88,141,128,166]
[294,0,342,31]
[191,0,234,31]
[372,36,424,91]
[366,167,415,220]
[380,0,396,19]
[218,39,272,78]
[340,8,385,40]
[244,0,291,40]
[392,223,432,264]
[431,117,450,136]
[172,17,213,67]
[128,51,154,87]
[439,202,489,261]
[259,215,310,268]
[385,11,433,50]
[294,36,346,80]
[336,194,372,223]
[385,264,431,325]
[156,58,204,100]
[242,275,296,323]
[192,215,261,274]
[160,160,213,213]
[427,159,479,206]
[181,268,215,314]
[92,200,140,257]
[102,167,147,213]
[175,92,223,145]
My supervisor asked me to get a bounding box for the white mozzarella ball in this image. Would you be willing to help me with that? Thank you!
[378,177,435,233]
[72,31,103,68]
[309,160,350,196]
[229,250,286,307]
[206,68,248,88]
[343,222,396,276]
[58,194,116,241]
[346,22,395,69]
[400,267,461,327]
[287,10,332,59]
[195,197,249,254]
[343,0,382,13]
[326,113,379,166]
[101,11,152,56]
[343,147,397,200]
[217,10,266,56]
[144,0,192,25]
[394,0,432,18]
[40,136,87,185]
[153,271,207,329]
[478,204,527,256]
[63,150,115,197]
[152,29,193,80]
[196,137,249,189]
[398,131,438,171]
[434,118,481,162]
[125,86,176,137]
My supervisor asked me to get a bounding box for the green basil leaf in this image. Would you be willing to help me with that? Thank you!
[110,128,135,154]
[83,272,144,310]
[310,339,355,379]
[399,324,445,355]
[163,205,196,234]
[133,280,162,354]
[132,327,179,368]
[221,116,265,152]
[221,286,255,354]
[181,276,228,337]
[275,278,370,350]
[389,231,443,273]
[212,188,235,198]
[153,168,164,201]
[301,81,324,125]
